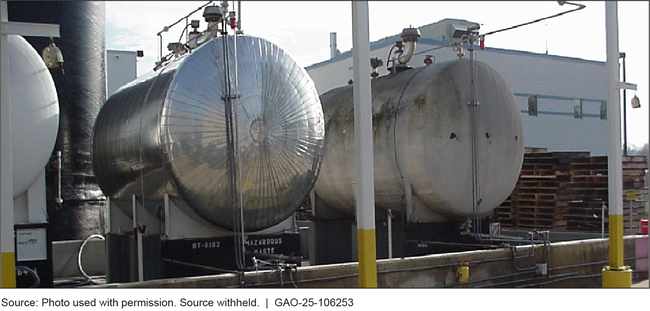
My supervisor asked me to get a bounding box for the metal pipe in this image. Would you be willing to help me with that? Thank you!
[483,271,580,288]
[468,29,482,238]
[245,251,302,263]
[234,246,648,288]
[602,203,606,239]
[330,32,338,59]
[132,195,144,282]
[621,52,627,156]
[157,1,213,36]
[162,258,236,274]
[78,234,105,281]
[387,209,393,259]
[397,41,416,64]
[156,1,214,63]
[236,0,241,31]
[55,151,63,204]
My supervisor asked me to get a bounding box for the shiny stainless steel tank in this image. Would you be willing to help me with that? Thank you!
[314,59,524,223]
[93,36,324,231]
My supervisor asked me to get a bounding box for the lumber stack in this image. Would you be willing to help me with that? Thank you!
[497,152,648,232]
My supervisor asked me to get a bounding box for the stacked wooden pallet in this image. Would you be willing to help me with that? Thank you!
[497,152,586,229]
[497,152,648,232]
[622,156,649,232]
[623,156,648,189]
[563,156,608,231]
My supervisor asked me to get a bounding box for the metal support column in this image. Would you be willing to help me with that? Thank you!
[602,1,632,288]
[351,1,377,288]
[1,5,16,286]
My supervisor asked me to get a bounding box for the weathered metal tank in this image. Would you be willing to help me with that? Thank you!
[314,58,524,223]
[92,35,324,232]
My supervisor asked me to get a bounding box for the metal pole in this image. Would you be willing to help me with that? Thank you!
[330,32,338,59]
[351,0,377,288]
[601,203,605,239]
[1,2,16,287]
[133,195,144,282]
[621,52,627,156]
[387,209,393,259]
[468,29,482,237]
[602,1,631,288]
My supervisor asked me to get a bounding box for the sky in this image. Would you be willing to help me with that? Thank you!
[105,1,649,149]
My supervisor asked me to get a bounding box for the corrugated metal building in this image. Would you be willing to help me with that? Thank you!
[306,19,608,155]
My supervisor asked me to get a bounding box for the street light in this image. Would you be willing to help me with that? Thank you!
[620,52,641,156]
[631,94,640,108]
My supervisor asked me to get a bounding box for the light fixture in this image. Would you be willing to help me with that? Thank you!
[450,24,471,39]
[42,38,64,70]
[631,94,640,108]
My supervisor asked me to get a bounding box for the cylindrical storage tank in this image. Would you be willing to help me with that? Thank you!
[93,35,324,232]
[5,35,59,197]
[8,1,107,240]
[314,59,524,222]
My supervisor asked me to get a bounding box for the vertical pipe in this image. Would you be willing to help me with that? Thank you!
[132,195,144,282]
[106,197,112,234]
[602,203,606,239]
[602,1,631,288]
[310,189,316,217]
[164,194,171,238]
[330,32,338,58]
[351,1,377,288]
[469,37,481,236]
[387,209,393,259]
[237,1,241,31]
[621,54,627,156]
[55,151,62,204]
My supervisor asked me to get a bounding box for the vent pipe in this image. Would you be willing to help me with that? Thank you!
[330,32,339,58]
[397,27,420,65]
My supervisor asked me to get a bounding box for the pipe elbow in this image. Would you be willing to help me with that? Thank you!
[398,41,416,65]
[397,27,420,65]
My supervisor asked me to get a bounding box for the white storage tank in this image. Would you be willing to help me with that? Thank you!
[5,34,59,197]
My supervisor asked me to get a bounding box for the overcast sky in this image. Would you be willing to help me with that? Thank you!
[105,1,648,148]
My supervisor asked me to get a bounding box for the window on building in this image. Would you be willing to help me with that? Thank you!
[527,95,538,116]
[573,99,583,119]
[600,100,607,119]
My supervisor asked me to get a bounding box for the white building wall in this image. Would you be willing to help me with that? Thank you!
[306,37,609,155]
